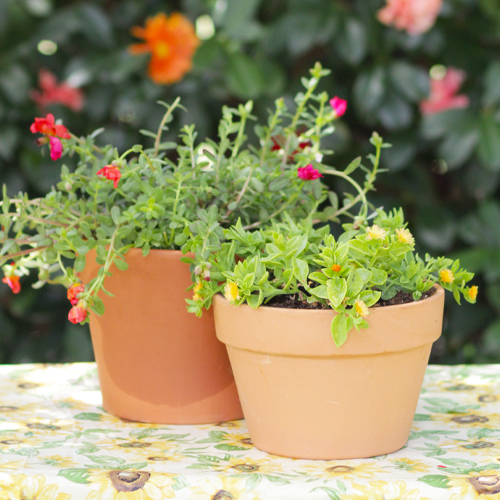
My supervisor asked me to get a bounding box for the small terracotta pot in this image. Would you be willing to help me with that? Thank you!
[214,286,444,459]
[81,249,242,424]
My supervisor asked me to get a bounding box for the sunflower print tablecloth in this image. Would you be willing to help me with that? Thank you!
[0,364,500,499]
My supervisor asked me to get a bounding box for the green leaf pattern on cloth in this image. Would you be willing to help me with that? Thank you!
[0,363,499,498]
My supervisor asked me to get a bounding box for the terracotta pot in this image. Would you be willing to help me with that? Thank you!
[81,249,242,424]
[214,286,444,459]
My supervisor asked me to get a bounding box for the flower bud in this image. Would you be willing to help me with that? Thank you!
[194,265,202,276]
[203,269,211,280]
[111,160,120,168]
[205,262,212,270]
[65,182,72,191]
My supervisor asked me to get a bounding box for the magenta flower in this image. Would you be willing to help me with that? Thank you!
[330,96,347,117]
[297,164,323,181]
[49,137,63,161]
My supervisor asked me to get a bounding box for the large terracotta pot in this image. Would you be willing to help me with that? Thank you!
[214,286,444,459]
[81,249,243,424]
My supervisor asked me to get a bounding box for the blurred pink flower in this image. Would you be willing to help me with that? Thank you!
[377,0,442,35]
[48,137,63,161]
[420,68,469,115]
[330,96,347,117]
[30,69,84,112]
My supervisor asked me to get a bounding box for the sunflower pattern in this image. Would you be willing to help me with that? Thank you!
[0,363,499,498]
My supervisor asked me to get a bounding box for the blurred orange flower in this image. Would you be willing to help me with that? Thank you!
[130,12,200,84]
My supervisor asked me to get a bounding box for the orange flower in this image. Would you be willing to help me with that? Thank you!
[2,275,21,294]
[130,12,200,84]
[332,264,341,272]
[67,284,85,306]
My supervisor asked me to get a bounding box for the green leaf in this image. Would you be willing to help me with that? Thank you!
[310,285,328,299]
[440,458,478,468]
[353,66,386,115]
[114,258,129,271]
[86,455,126,467]
[311,487,342,500]
[478,114,500,171]
[483,61,500,107]
[292,257,309,284]
[226,53,264,99]
[74,412,102,421]
[247,291,263,309]
[331,313,349,347]
[74,255,86,273]
[327,278,347,308]
[111,206,121,225]
[214,444,248,451]
[309,272,327,284]
[346,271,364,298]
[344,157,361,175]
[417,475,451,489]
[389,61,429,102]
[58,468,90,484]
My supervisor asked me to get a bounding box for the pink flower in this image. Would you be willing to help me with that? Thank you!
[30,69,84,112]
[420,68,469,115]
[97,165,122,188]
[377,0,442,35]
[330,96,347,117]
[49,137,63,161]
[297,164,323,181]
[68,304,87,324]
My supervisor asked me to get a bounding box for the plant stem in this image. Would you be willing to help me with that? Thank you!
[154,97,181,157]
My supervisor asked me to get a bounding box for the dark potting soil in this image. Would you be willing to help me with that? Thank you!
[264,286,437,310]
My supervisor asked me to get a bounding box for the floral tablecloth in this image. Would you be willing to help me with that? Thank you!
[0,363,500,499]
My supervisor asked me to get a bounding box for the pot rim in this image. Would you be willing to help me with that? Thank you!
[215,284,444,315]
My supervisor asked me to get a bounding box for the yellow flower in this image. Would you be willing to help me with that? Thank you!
[87,469,175,500]
[300,461,385,480]
[224,281,240,303]
[431,412,500,429]
[396,227,414,245]
[448,470,500,499]
[223,432,254,449]
[0,458,26,470]
[194,281,203,293]
[366,224,387,240]
[342,480,433,500]
[0,474,71,500]
[439,268,455,284]
[390,458,430,473]
[468,285,479,301]
[440,439,500,457]
[193,293,202,301]
[216,457,283,475]
[190,476,261,500]
[354,299,369,318]
[39,455,77,468]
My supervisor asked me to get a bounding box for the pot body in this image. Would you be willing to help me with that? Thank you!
[214,287,444,459]
[81,248,242,424]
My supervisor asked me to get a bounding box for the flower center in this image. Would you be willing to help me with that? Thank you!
[154,41,170,58]
[464,442,495,449]
[1,440,23,445]
[451,415,488,424]
[232,463,259,472]
[479,395,497,403]
[0,406,18,412]
[468,475,500,494]
[326,465,355,473]
[108,470,151,492]
[119,442,152,448]
[212,490,234,500]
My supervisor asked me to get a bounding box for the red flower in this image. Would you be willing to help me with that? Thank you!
[2,275,21,294]
[330,96,347,117]
[67,284,85,306]
[420,67,469,115]
[271,136,311,162]
[30,114,71,139]
[97,165,122,189]
[30,69,84,112]
[377,0,442,35]
[68,305,87,324]
[297,164,323,181]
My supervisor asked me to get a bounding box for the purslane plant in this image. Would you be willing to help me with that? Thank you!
[187,209,478,347]
[0,63,380,325]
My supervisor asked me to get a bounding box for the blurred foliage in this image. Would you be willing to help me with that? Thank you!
[0,0,499,364]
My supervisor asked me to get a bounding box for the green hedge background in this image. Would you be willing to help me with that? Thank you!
[0,0,499,364]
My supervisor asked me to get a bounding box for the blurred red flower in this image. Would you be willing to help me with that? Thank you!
[420,68,469,115]
[30,69,84,112]
[377,0,442,35]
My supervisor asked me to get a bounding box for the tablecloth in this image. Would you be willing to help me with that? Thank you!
[0,363,499,499]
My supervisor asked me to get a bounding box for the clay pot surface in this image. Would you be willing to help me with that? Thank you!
[214,286,444,459]
[81,248,242,424]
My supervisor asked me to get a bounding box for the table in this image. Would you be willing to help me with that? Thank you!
[0,364,499,499]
